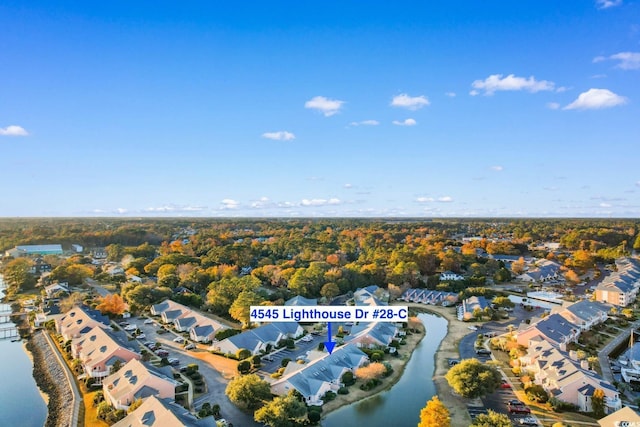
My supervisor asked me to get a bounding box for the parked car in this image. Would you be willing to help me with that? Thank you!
[468,325,478,331]
[173,336,185,343]
[168,357,180,366]
[124,324,137,331]
[144,341,155,348]
[184,343,196,350]
[448,359,460,366]
[155,349,169,357]
[262,355,274,362]
[136,333,146,339]
[518,416,538,426]
[508,404,531,415]
[475,348,491,355]
[144,318,154,324]
[500,380,511,389]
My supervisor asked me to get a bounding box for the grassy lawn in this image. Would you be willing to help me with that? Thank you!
[82,387,108,427]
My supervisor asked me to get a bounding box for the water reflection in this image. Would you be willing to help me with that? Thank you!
[322,312,448,427]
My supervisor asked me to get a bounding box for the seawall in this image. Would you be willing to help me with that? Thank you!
[26,331,74,427]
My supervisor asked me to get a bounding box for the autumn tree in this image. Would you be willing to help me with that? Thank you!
[96,294,127,316]
[591,388,605,418]
[470,410,512,427]
[565,269,580,284]
[229,289,264,326]
[445,359,501,398]
[511,257,526,275]
[225,374,271,409]
[254,390,307,427]
[355,362,387,381]
[418,395,450,427]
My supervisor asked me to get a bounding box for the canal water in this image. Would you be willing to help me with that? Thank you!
[0,276,48,427]
[322,312,448,427]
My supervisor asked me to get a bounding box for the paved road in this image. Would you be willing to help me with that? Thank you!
[130,317,260,427]
[457,304,546,423]
[85,278,111,297]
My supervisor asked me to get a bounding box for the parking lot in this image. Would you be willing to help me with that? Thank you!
[258,332,325,373]
[118,316,260,427]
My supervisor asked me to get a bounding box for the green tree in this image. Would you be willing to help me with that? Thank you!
[418,395,450,427]
[254,391,307,427]
[445,359,501,398]
[591,388,605,418]
[470,410,512,427]
[237,360,251,374]
[207,275,260,315]
[320,282,340,299]
[493,268,511,283]
[229,289,264,326]
[492,296,515,308]
[1,258,36,295]
[225,374,271,409]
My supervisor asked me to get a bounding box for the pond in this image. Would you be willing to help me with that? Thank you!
[322,312,448,427]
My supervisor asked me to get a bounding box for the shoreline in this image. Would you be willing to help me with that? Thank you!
[26,330,74,427]
[417,304,474,427]
[23,340,50,407]
[320,318,427,415]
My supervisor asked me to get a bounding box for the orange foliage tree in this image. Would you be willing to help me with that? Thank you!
[96,294,127,316]
[355,362,386,381]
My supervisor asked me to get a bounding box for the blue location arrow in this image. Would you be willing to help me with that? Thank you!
[324,322,336,354]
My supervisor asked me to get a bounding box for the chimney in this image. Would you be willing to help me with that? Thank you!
[580,359,590,370]
[569,350,577,360]
[559,342,567,351]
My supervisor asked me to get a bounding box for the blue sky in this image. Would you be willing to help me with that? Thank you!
[1,0,639,217]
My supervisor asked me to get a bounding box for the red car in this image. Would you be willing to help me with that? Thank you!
[500,381,511,389]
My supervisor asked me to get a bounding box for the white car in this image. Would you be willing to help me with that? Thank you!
[144,319,154,324]
[124,325,137,331]
[173,336,185,343]
[136,333,146,339]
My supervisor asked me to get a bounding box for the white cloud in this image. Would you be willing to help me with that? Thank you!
[144,204,206,213]
[445,92,456,97]
[471,74,555,95]
[262,131,295,141]
[591,74,607,79]
[563,88,627,110]
[636,181,640,187]
[304,96,345,116]
[596,52,640,70]
[469,90,480,96]
[349,120,379,126]
[392,118,417,126]
[600,202,612,208]
[491,165,504,171]
[390,93,430,110]
[596,0,622,9]
[221,199,240,210]
[250,197,271,209]
[344,184,353,189]
[0,125,29,136]
[547,102,561,110]
[416,197,434,203]
[115,208,128,214]
[301,198,341,207]
[438,196,453,203]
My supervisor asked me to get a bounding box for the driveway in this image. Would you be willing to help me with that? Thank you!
[129,316,260,427]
